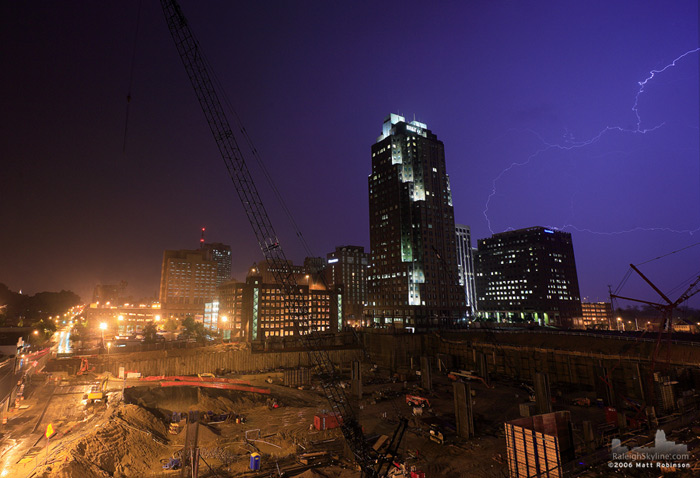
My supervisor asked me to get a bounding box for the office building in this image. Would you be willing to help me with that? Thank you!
[92,282,127,306]
[325,246,369,327]
[455,224,478,316]
[201,242,232,286]
[217,275,342,341]
[366,114,466,328]
[575,302,613,329]
[475,227,582,326]
[158,249,218,319]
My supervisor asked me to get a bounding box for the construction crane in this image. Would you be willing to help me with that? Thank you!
[611,263,700,411]
[159,1,406,476]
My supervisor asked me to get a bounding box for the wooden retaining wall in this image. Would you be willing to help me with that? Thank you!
[91,345,362,377]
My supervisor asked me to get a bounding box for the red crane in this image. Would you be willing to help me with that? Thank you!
[611,264,700,411]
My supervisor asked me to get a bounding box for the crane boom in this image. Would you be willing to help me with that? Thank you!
[160,2,403,475]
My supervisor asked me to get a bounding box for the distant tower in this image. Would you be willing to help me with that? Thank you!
[366,114,465,328]
[202,242,233,286]
[455,224,477,316]
[159,249,218,318]
[200,227,206,249]
[325,246,369,327]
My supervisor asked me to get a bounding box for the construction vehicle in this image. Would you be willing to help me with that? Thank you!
[406,394,430,408]
[76,357,94,375]
[428,424,445,444]
[87,377,108,402]
[159,2,407,476]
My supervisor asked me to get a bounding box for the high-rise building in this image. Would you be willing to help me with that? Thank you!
[325,245,369,327]
[366,114,466,328]
[475,226,582,326]
[158,249,218,319]
[201,242,232,286]
[455,224,478,316]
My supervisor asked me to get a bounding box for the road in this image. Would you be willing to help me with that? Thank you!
[0,375,108,478]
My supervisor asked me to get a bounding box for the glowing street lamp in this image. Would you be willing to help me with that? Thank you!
[100,322,107,346]
[616,317,622,331]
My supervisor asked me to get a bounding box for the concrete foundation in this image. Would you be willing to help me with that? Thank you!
[453,381,474,439]
[534,372,552,415]
[421,356,432,391]
[351,360,362,399]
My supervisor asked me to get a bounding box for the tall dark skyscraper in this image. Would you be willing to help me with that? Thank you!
[201,242,232,286]
[366,114,465,328]
[475,226,582,326]
[325,245,369,327]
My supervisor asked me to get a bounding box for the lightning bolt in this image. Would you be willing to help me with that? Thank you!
[483,47,700,235]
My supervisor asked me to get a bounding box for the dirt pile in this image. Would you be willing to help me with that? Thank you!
[38,403,171,478]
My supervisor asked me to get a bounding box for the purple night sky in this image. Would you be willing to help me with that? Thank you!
[1,1,698,308]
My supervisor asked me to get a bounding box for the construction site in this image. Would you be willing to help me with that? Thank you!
[2,1,697,477]
[0,327,691,477]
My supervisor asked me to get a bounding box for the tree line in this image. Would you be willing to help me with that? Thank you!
[0,282,80,328]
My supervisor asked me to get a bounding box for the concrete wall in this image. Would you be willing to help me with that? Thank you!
[89,344,362,377]
[360,330,700,403]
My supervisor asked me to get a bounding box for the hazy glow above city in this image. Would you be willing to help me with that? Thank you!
[1,1,698,307]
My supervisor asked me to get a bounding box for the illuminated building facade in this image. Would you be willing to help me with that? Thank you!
[455,224,478,316]
[325,245,369,327]
[216,276,342,341]
[201,242,232,286]
[217,281,249,340]
[475,227,582,326]
[158,249,217,319]
[574,301,613,329]
[366,114,466,328]
[86,303,161,336]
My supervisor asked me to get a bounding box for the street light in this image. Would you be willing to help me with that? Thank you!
[100,322,107,346]
[616,317,622,331]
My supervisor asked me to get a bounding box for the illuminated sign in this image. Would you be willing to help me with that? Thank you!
[328,258,339,263]
[544,229,554,234]
[406,125,426,137]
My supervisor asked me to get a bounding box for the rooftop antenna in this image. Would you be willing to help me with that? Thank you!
[200,227,206,249]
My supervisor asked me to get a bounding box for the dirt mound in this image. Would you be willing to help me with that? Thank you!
[39,403,171,477]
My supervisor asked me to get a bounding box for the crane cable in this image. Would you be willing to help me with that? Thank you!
[203,51,316,259]
[635,240,700,266]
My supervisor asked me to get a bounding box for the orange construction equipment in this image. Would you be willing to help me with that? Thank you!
[77,358,94,375]
[405,394,430,408]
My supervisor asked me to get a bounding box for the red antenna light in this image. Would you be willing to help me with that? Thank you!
[200,227,206,248]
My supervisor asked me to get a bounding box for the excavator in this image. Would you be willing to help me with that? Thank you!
[159,2,407,476]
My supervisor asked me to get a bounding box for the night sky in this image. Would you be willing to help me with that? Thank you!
[2,1,698,308]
